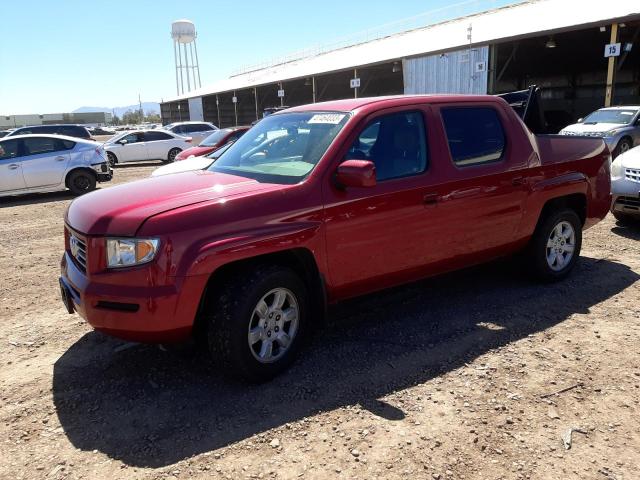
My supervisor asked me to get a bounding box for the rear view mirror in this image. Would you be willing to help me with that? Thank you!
[335,159,376,188]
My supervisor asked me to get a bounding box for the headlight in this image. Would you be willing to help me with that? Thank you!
[106,238,160,268]
[604,129,622,137]
[610,158,623,177]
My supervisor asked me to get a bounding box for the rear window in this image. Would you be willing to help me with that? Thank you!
[441,107,506,167]
[58,126,90,138]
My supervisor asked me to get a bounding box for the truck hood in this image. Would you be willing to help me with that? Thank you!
[66,170,277,236]
[562,122,625,134]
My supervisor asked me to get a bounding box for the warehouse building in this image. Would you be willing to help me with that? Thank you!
[160,0,640,132]
[0,111,112,129]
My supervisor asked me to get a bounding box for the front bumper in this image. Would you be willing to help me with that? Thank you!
[59,251,207,343]
[611,177,640,217]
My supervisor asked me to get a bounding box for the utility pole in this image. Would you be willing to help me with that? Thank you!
[138,93,144,122]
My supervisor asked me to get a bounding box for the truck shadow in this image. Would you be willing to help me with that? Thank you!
[52,256,638,468]
[0,190,75,207]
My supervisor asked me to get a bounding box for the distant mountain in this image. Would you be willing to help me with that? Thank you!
[73,102,160,118]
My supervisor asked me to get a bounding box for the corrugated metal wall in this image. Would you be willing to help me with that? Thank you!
[403,46,489,95]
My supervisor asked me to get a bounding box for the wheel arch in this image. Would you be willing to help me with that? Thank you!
[536,193,587,230]
[192,247,327,341]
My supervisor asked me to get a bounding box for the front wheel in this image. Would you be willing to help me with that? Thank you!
[106,152,118,167]
[205,265,309,382]
[526,209,582,281]
[167,148,181,163]
[614,138,632,157]
[67,170,96,196]
[613,211,637,226]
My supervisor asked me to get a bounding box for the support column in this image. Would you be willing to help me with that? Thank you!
[312,76,316,103]
[605,23,619,107]
[254,87,259,121]
[216,95,221,127]
[233,90,238,126]
[354,69,358,99]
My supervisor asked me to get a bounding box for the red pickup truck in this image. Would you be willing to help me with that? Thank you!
[59,92,611,381]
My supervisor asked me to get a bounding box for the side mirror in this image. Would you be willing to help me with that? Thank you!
[577,117,583,123]
[118,139,128,145]
[335,159,376,188]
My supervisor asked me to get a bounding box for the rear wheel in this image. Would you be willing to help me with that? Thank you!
[106,152,118,167]
[526,209,582,281]
[204,265,309,382]
[167,148,181,163]
[67,170,96,196]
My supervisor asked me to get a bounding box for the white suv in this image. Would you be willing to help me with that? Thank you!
[0,134,111,197]
[163,121,218,145]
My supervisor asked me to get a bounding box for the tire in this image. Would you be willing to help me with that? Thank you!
[67,170,97,196]
[205,265,309,382]
[612,211,637,225]
[167,148,181,163]
[614,137,632,158]
[526,209,582,281]
[106,152,118,167]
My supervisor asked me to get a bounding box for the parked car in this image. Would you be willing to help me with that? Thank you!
[152,142,234,177]
[163,121,218,145]
[0,134,111,197]
[60,93,611,381]
[610,145,640,224]
[560,106,640,157]
[103,130,191,166]
[6,124,94,141]
[0,131,10,138]
[89,127,115,136]
[175,126,250,161]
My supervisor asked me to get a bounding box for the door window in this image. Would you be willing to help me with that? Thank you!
[22,137,59,156]
[121,133,143,143]
[441,107,506,167]
[144,131,173,141]
[347,111,428,181]
[0,140,19,159]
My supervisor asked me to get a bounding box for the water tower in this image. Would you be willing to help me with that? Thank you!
[171,20,202,95]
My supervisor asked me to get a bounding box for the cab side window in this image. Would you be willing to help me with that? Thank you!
[0,140,19,159]
[144,131,172,141]
[347,111,428,181]
[441,107,505,167]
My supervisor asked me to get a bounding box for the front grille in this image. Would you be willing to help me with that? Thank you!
[616,196,640,211]
[69,233,87,272]
[625,168,640,183]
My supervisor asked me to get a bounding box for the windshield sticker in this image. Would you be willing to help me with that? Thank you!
[308,113,346,124]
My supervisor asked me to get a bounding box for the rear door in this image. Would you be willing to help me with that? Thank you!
[0,139,26,192]
[428,102,531,258]
[20,136,72,187]
[144,131,177,160]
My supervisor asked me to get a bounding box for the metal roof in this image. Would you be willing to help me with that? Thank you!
[164,0,640,103]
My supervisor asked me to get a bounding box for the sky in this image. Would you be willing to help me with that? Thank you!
[0,0,520,114]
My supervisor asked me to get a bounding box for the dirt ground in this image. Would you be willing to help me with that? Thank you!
[1,164,639,480]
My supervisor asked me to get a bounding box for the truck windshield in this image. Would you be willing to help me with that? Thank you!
[582,109,638,125]
[208,111,349,184]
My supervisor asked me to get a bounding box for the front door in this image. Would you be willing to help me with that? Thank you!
[0,139,26,192]
[117,132,148,162]
[323,107,449,298]
[20,137,70,188]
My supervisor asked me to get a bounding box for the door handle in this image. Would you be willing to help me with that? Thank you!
[511,176,525,186]
[423,193,439,205]
[56,156,66,161]
[8,164,20,170]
